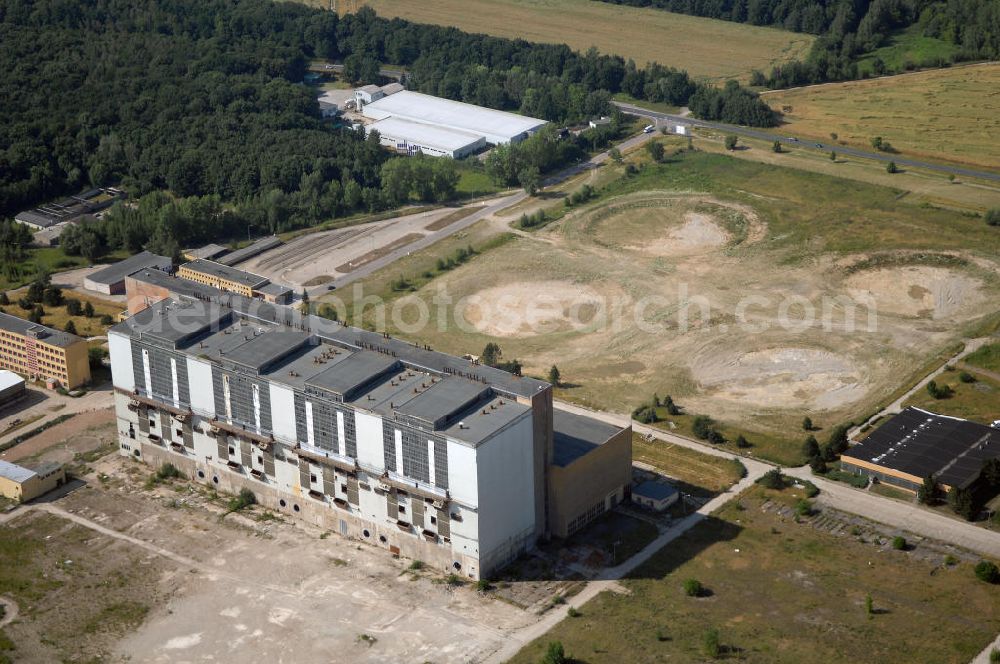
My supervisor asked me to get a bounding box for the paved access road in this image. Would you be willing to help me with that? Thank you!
[614,101,1000,183]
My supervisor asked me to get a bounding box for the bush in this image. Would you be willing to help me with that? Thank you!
[809,455,828,474]
[802,435,820,460]
[958,371,976,383]
[892,536,906,550]
[735,434,751,449]
[541,641,566,664]
[408,560,424,571]
[757,468,784,490]
[886,161,898,173]
[990,647,1000,663]
[985,208,1000,227]
[926,380,952,399]
[794,498,812,517]
[803,481,819,498]
[100,314,115,325]
[683,578,703,597]
[65,298,82,315]
[702,628,721,659]
[975,560,999,584]
[156,463,181,481]
[707,429,725,445]
[724,135,738,150]
[802,416,813,431]
[567,606,581,617]
[476,579,493,592]
[691,415,713,440]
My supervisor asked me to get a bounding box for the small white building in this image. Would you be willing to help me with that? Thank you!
[355,84,384,106]
[632,481,679,512]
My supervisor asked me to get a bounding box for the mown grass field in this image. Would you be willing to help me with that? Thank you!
[764,63,1000,171]
[510,485,1000,664]
[346,0,813,83]
[631,433,745,497]
[903,367,1000,425]
[855,24,959,75]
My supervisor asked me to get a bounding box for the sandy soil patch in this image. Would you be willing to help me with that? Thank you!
[691,347,867,410]
[462,280,608,337]
[845,266,983,319]
[629,212,729,257]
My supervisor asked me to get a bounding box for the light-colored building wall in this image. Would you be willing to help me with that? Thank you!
[0,464,65,503]
[177,265,255,297]
[0,320,91,389]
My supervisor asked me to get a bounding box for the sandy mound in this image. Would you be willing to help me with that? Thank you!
[461,281,607,337]
[692,347,866,410]
[845,266,983,319]
[631,212,729,256]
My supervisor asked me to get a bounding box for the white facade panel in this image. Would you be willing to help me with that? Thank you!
[354,411,385,472]
[108,331,135,392]
[475,413,536,557]
[185,357,215,417]
[446,440,479,508]
[268,383,297,443]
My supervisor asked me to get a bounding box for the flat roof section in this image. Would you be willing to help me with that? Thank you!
[394,376,490,429]
[369,116,485,154]
[843,407,1000,489]
[86,251,170,286]
[0,370,25,391]
[186,244,229,261]
[363,90,546,141]
[633,481,678,502]
[0,311,83,348]
[218,236,282,266]
[220,328,312,372]
[308,351,401,400]
[120,299,232,348]
[552,410,626,467]
[180,259,269,289]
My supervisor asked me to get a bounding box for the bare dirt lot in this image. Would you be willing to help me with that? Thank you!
[345,153,1000,462]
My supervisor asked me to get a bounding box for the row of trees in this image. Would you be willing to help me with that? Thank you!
[599,0,1000,88]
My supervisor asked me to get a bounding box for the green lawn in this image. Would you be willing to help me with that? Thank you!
[510,486,1000,664]
[856,24,958,75]
[965,343,1000,374]
[631,433,746,497]
[904,369,1000,426]
[1,247,129,291]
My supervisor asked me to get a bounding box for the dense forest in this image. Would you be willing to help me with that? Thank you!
[595,0,1000,86]
[0,0,775,259]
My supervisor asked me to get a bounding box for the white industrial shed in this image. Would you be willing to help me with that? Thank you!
[368,117,486,158]
[362,91,547,147]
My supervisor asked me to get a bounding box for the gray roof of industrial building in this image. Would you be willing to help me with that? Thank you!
[0,311,84,348]
[120,271,549,400]
[15,210,62,228]
[842,407,1000,490]
[368,116,485,153]
[181,259,269,288]
[633,481,678,502]
[258,282,292,296]
[221,328,312,371]
[0,459,36,483]
[380,82,405,96]
[394,376,490,429]
[217,236,282,266]
[307,351,400,399]
[552,410,626,467]
[86,251,171,286]
[186,244,229,260]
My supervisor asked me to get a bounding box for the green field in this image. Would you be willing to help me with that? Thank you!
[856,24,959,75]
[904,369,1000,426]
[343,0,813,83]
[966,342,1000,374]
[336,148,1000,464]
[510,486,1000,664]
[764,63,1000,171]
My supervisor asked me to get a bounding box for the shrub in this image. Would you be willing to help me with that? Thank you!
[975,560,999,584]
[408,560,425,571]
[100,314,115,325]
[476,579,493,592]
[724,135,738,150]
[702,628,721,658]
[735,434,751,449]
[943,554,958,567]
[948,486,976,520]
[802,435,820,460]
[567,606,581,618]
[865,593,874,618]
[802,416,813,431]
[803,481,819,498]
[707,429,725,445]
[809,455,828,474]
[917,475,939,505]
[794,498,812,517]
[892,536,906,550]
[958,371,976,383]
[541,641,567,664]
[985,208,1000,227]
[156,463,181,481]
[990,647,1000,663]
[926,380,952,399]
[757,468,784,490]
[65,298,82,315]
[683,578,703,597]
[886,161,898,173]
[691,415,713,440]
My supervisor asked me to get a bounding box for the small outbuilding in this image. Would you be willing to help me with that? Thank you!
[632,481,679,512]
[0,460,65,503]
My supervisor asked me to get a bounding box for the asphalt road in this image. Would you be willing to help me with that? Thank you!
[614,101,1000,183]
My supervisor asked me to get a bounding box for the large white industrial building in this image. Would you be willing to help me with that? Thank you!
[362,89,547,158]
[109,273,631,579]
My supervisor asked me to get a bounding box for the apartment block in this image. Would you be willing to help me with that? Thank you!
[0,312,91,389]
[177,259,292,303]
[110,276,631,579]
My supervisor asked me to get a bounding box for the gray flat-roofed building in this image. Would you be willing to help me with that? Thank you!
[632,481,679,511]
[84,251,172,295]
[308,352,401,400]
[552,410,626,467]
[218,236,282,266]
[15,188,125,230]
[222,329,312,373]
[395,377,490,430]
[256,282,294,304]
[0,311,84,349]
[185,244,229,261]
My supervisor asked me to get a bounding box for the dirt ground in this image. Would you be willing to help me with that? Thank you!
[356,186,1000,447]
[244,207,463,288]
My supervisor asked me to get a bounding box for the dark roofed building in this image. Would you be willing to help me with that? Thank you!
[841,407,1000,492]
[84,251,171,295]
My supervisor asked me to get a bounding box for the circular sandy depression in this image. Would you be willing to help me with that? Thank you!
[691,347,867,410]
[461,280,608,337]
[628,211,729,257]
[844,266,983,319]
